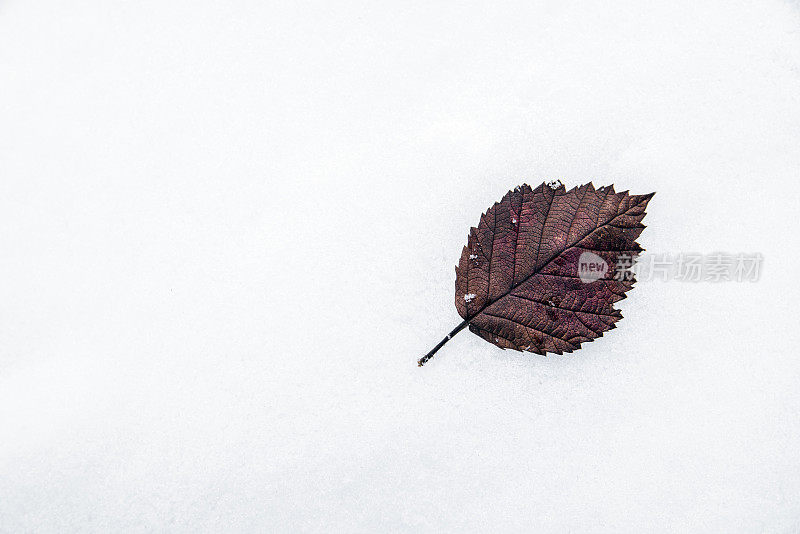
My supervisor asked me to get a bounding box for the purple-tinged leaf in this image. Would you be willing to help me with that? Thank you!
[419,182,654,366]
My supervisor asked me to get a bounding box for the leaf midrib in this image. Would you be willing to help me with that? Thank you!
[466,194,644,322]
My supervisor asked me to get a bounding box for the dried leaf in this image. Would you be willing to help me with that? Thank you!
[419,181,654,366]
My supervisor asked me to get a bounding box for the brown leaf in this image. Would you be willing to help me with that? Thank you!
[419,181,654,366]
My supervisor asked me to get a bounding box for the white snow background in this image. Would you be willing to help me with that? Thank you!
[2,0,800,531]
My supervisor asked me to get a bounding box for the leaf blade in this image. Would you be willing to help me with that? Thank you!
[455,182,654,355]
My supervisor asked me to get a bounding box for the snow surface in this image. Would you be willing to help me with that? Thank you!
[2,0,800,532]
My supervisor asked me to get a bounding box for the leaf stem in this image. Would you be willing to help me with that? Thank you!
[418,319,470,367]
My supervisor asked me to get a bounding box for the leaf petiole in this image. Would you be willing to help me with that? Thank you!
[418,319,471,367]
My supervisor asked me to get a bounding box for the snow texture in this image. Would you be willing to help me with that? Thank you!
[2,1,800,532]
